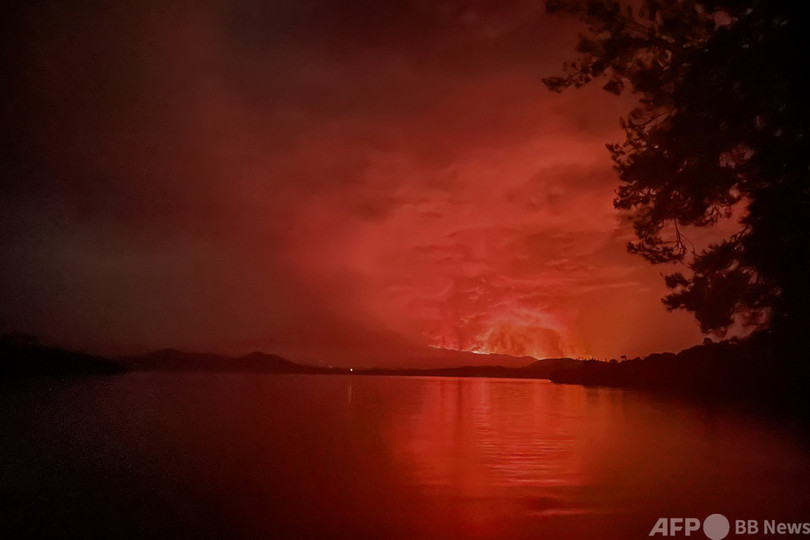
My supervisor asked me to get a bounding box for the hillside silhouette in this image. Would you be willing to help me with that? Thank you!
[5,332,809,413]
[0,334,125,379]
[550,332,810,411]
[120,349,343,374]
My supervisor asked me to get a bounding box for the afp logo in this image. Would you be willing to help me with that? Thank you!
[650,514,730,540]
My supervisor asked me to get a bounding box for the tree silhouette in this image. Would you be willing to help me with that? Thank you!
[545,0,809,337]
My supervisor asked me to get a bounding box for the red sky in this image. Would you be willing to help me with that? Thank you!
[1,1,722,366]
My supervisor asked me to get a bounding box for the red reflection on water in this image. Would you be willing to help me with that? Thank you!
[385,378,594,537]
[8,375,810,540]
[377,377,810,539]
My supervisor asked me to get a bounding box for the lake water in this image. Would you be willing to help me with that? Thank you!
[2,374,809,538]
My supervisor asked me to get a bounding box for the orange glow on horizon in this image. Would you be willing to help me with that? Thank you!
[426,321,575,360]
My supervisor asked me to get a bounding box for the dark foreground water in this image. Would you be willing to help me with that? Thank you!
[2,374,809,539]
